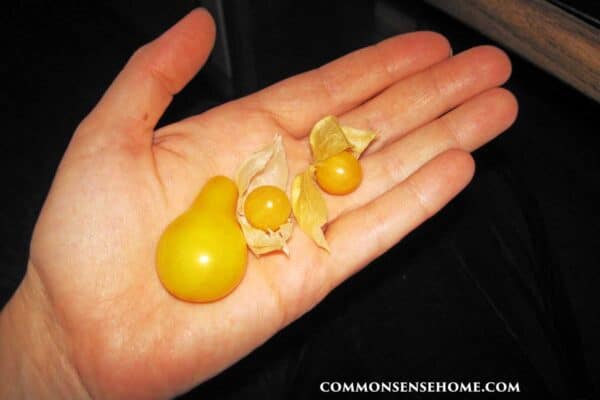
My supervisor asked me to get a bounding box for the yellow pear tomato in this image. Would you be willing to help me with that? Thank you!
[156,176,247,302]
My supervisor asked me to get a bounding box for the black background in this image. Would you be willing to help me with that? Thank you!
[2,1,599,398]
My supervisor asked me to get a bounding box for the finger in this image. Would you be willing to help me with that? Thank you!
[249,31,452,137]
[78,9,216,146]
[339,46,512,153]
[328,87,517,220]
[324,150,475,289]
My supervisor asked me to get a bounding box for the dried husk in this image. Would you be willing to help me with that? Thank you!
[309,116,352,162]
[341,126,377,158]
[235,135,292,256]
[292,115,377,250]
[291,167,330,251]
[239,220,294,256]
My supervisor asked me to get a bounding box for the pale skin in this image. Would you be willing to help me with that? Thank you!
[0,9,517,399]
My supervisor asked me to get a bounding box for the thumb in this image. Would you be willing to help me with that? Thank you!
[77,8,216,147]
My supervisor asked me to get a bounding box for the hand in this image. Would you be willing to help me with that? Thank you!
[0,9,517,399]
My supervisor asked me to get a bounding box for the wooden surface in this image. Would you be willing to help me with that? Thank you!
[424,0,600,101]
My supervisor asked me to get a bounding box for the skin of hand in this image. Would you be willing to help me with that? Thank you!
[0,8,517,400]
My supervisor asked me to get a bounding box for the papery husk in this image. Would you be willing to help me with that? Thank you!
[309,116,351,162]
[291,167,330,251]
[310,115,376,162]
[236,135,288,205]
[235,134,292,256]
[341,126,377,158]
[296,116,376,250]
[240,220,294,256]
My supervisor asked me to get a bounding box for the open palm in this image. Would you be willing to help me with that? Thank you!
[17,9,518,399]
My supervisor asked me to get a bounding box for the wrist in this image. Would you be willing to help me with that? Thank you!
[0,264,90,399]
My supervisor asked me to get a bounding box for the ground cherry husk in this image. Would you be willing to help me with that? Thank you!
[315,150,362,195]
[244,185,291,231]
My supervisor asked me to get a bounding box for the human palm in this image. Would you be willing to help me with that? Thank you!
[15,9,517,400]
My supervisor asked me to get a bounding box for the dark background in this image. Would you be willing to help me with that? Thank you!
[2,1,599,398]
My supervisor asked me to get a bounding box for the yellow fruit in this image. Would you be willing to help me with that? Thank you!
[156,176,247,302]
[244,185,291,231]
[315,151,362,195]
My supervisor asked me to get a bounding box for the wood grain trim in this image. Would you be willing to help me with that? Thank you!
[424,0,600,101]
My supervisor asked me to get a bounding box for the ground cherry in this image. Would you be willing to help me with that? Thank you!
[315,150,362,195]
[244,185,291,231]
[156,176,247,302]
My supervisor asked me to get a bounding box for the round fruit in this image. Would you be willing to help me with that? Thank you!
[244,185,291,231]
[156,176,247,302]
[315,151,362,195]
